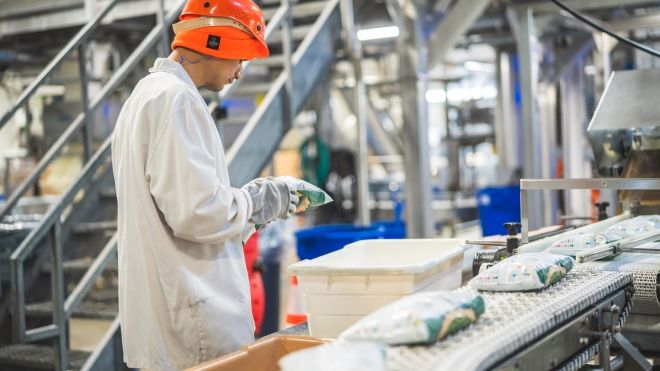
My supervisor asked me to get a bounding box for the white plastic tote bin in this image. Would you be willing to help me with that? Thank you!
[288,238,465,338]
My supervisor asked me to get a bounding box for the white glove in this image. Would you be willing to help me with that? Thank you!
[242,176,299,225]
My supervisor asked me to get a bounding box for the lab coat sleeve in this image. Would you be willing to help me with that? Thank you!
[146,100,253,244]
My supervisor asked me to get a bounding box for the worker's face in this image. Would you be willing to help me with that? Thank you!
[203,58,243,91]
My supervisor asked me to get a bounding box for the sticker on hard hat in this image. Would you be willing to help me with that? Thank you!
[206,35,220,50]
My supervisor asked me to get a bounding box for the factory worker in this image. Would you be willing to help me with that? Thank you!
[111,0,298,369]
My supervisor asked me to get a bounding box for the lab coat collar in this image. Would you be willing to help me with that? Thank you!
[149,58,197,88]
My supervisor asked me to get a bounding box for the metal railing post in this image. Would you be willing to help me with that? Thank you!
[340,0,370,226]
[50,220,67,371]
[157,0,170,56]
[3,157,10,198]
[78,43,93,162]
[281,0,294,131]
[10,255,26,342]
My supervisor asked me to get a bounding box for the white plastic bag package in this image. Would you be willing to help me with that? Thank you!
[548,232,624,256]
[604,215,660,237]
[279,341,385,371]
[469,252,574,292]
[338,291,485,346]
[278,176,333,211]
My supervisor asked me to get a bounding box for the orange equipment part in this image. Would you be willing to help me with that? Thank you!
[243,232,265,334]
[285,276,307,326]
[171,0,269,60]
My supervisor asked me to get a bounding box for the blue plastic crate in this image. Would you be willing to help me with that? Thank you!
[294,224,385,260]
[372,220,406,239]
[476,185,521,237]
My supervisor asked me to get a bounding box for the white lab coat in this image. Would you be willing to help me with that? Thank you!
[111,58,256,370]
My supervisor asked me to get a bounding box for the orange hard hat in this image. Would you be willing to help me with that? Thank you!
[171,0,269,60]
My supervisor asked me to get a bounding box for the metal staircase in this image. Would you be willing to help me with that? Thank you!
[0,0,341,369]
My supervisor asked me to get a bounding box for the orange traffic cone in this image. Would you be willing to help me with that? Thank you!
[285,276,307,327]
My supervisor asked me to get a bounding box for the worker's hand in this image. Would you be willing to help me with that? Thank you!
[242,177,299,225]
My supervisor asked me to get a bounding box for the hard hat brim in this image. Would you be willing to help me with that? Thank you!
[171,26,269,60]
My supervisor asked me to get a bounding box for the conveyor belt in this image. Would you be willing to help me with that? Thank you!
[577,247,660,315]
[385,270,631,371]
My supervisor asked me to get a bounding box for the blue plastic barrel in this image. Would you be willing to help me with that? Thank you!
[294,224,385,260]
[476,185,521,236]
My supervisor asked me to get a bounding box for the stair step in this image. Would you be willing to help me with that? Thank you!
[42,257,118,275]
[86,288,118,302]
[218,115,251,126]
[71,221,117,235]
[268,24,313,44]
[26,300,118,320]
[252,54,285,68]
[234,82,274,96]
[99,187,116,199]
[263,1,327,21]
[0,344,90,370]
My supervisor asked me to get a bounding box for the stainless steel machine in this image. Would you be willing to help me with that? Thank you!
[453,68,660,370]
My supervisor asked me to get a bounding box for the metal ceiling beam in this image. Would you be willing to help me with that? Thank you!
[427,0,491,68]
[0,0,179,37]
[262,1,327,20]
[608,12,660,31]
[0,0,83,19]
[517,0,660,14]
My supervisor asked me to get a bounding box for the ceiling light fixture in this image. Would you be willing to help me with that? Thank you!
[357,26,399,41]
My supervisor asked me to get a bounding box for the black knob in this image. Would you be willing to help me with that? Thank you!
[503,222,521,255]
[595,202,609,221]
[503,222,522,237]
[252,259,265,274]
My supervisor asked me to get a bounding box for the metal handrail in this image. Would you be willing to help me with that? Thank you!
[226,0,340,166]
[80,315,122,371]
[0,0,120,132]
[65,234,117,317]
[8,0,187,361]
[219,2,289,100]
[10,137,111,343]
[0,1,184,222]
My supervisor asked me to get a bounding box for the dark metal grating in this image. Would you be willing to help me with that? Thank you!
[0,344,89,370]
[26,301,118,320]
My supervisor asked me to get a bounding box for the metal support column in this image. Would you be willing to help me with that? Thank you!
[3,157,10,198]
[84,0,97,20]
[157,0,170,56]
[398,2,433,238]
[281,0,294,132]
[78,43,93,162]
[340,0,370,226]
[560,63,592,221]
[50,221,67,371]
[513,7,545,229]
[494,50,521,172]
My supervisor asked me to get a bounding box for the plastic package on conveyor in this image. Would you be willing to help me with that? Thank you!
[469,253,574,292]
[548,232,624,257]
[604,215,660,237]
[339,291,485,345]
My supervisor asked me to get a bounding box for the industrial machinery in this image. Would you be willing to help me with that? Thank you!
[451,69,660,370]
